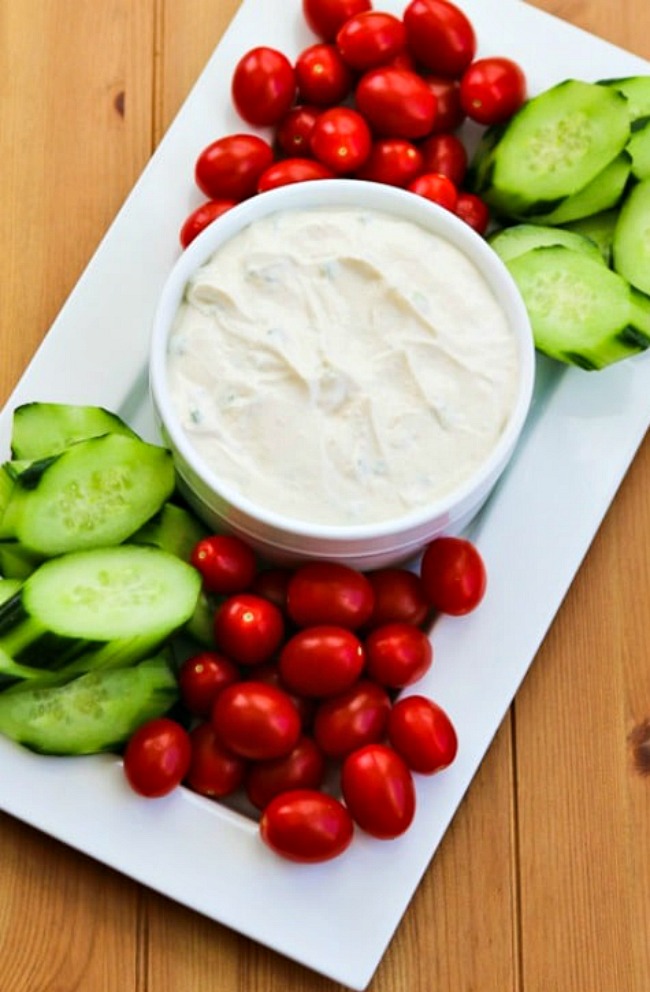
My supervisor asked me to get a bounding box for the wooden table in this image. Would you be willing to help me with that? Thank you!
[1,2,649,989]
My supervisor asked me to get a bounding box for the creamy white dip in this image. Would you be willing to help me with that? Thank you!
[166,206,520,526]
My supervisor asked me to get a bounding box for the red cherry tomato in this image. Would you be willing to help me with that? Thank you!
[302,0,372,42]
[310,106,372,174]
[194,133,274,201]
[123,718,191,798]
[295,43,354,106]
[420,536,487,615]
[418,132,467,186]
[355,138,423,187]
[364,622,433,689]
[312,679,391,759]
[455,191,490,235]
[387,695,458,773]
[336,12,407,72]
[185,722,247,797]
[286,561,375,630]
[341,743,416,839]
[214,593,285,667]
[365,567,430,629]
[179,199,237,248]
[355,67,437,139]
[250,661,317,728]
[257,157,335,192]
[178,651,241,718]
[190,534,257,595]
[423,75,466,132]
[212,681,302,760]
[245,735,326,810]
[275,105,323,157]
[249,566,294,614]
[403,0,476,78]
[408,171,458,211]
[279,626,365,698]
[460,56,527,125]
[260,788,354,862]
[231,46,296,127]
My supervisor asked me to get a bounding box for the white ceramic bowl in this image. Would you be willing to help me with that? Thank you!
[150,179,534,569]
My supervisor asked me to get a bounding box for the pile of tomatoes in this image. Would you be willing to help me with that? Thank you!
[179,0,527,249]
[123,531,487,863]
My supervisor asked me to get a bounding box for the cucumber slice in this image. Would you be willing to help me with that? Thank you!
[6,433,175,555]
[132,501,207,562]
[506,245,647,369]
[489,223,605,264]
[524,151,631,225]
[480,79,630,217]
[10,402,136,460]
[561,208,618,264]
[21,545,201,640]
[598,76,650,122]
[0,654,178,754]
[626,117,650,180]
[612,177,650,295]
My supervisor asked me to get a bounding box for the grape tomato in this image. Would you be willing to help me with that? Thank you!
[355,67,438,139]
[123,718,191,799]
[341,743,416,839]
[364,621,433,689]
[302,0,372,42]
[212,681,302,760]
[286,561,375,630]
[194,133,274,201]
[295,42,354,106]
[260,789,354,863]
[388,695,458,773]
[245,735,326,810]
[231,46,296,127]
[336,12,407,72]
[185,722,247,798]
[279,625,365,697]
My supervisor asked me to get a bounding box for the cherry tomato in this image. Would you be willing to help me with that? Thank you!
[355,67,437,139]
[420,536,487,615]
[364,622,433,689]
[355,138,423,187]
[310,106,372,174]
[336,12,406,72]
[302,0,372,42]
[249,566,293,614]
[455,190,490,234]
[423,75,466,132]
[257,157,335,192]
[178,650,241,718]
[408,171,458,211]
[295,43,354,106]
[249,661,316,728]
[403,0,476,78]
[244,735,326,809]
[387,695,458,773]
[313,679,391,759]
[279,626,365,698]
[179,199,237,248]
[260,788,354,862]
[418,132,467,186]
[365,567,430,628]
[194,133,274,201]
[214,593,285,667]
[286,561,375,630]
[212,681,302,760]
[275,105,322,157]
[190,534,257,595]
[231,46,296,127]
[185,722,247,797]
[460,56,527,125]
[123,718,191,798]
[341,743,416,838]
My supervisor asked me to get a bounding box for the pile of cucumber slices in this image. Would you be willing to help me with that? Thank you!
[0,403,207,756]
[469,75,650,370]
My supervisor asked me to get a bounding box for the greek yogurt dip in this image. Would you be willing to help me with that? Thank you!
[166,206,520,526]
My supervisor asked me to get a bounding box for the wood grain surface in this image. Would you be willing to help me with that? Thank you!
[1,2,649,990]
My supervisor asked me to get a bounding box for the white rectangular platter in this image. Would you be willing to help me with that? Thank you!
[1,1,649,988]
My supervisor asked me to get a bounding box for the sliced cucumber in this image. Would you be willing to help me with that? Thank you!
[21,545,201,641]
[0,542,42,580]
[0,654,178,754]
[132,501,207,562]
[598,76,650,123]
[3,433,175,555]
[475,79,630,217]
[489,223,605,264]
[561,208,619,264]
[505,245,648,369]
[626,117,650,180]
[612,176,650,295]
[524,151,631,225]
[10,402,136,460]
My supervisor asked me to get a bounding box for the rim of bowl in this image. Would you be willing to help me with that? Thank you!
[149,179,535,543]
